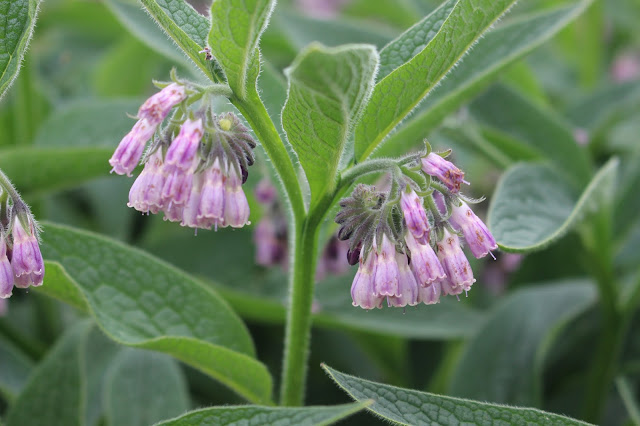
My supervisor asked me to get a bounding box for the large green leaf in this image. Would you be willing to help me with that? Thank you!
[0,0,40,100]
[138,0,213,78]
[282,43,378,204]
[155,402,369,426]
[354,0,517,161]
[378,1,593,158]
[450,281,596,405]
[488,158,618,252]
[470,85,592,187]
[0,335,33,400]
[376,0,457,80]
[5,321,92,426]
[0,147,113,197]
[38,223,273,404]
[105,349,190,426]
[323,364,590,425]
[208,0,275,99]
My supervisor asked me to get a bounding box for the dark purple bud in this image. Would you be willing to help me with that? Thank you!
[347,246,361,266]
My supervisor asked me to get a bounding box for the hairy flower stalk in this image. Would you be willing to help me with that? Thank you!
[336,146,496,309]
[0,171,45,299]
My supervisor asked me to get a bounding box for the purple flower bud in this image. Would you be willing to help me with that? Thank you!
[11,218,44,288]
[387,253,419,307]
[400,189,430,245]
[254,217,286,266]
[164,119,204,171]
[351,250,383,309]
[421,152,466,193]
[109,119,156,176]
[437,229,475,294]
[449,201,497,259]
[373,234,400,297]
[418,281,441,305]
[254,179,277,205]
[405,232,445,287]
[138,83,186,124]
[127,151,165,214]
[346,245,361,266]
[223,166,250,228]
[0,233,14,299]
[197,158,225,229]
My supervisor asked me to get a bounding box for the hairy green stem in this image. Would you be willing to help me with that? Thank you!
[279,219,319,405]
[0,169,22,202]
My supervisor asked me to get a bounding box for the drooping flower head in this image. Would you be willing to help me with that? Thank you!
[10,214,44,289]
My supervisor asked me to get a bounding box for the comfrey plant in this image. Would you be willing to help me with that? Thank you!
[0,171,44,299]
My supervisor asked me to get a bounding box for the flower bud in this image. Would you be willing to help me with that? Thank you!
[0,232,14,299]
[109,119,156,176]
[421,152,466,193]
[138,83,186,124]
[400,188,430,245]
[449,201,497,259]
[164,118,204,171]
[11,217,44,288]
[436,229,475,294]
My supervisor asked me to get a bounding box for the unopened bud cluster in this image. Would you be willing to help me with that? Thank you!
[336,149,497,309]
[109,80,256,230]
[0,186,45,299]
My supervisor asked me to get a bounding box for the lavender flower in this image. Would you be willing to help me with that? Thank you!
[421,152,466,193]
[373,234,400,297]
[387,253,419,307]
[110,83,186,176]
[449,201,497,259]
[11,217,44,289]
[223,166,250,228]
[164,118,204,171]
[351,249,383,309]
[437,229,475,295]
[127,150,165,214]
[197,158,226,229]
[405,231,445,287]
[418,281,441,305]
[400,188,430,245]
[0,231,14,299]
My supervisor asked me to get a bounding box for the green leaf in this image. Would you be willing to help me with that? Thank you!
[208,0,275,99]
[488,158,618,253]
[323,364,591,426]
[154,402,370,426]
[5,321,92,426]
[0,147,113,197]
[105,349,190,426]
[38,223,273,404]
[616,377,640,426]
[376,0,457,80]
[449,281,597,405]
[84,328,121,426]
[138,0,213,78]
[0,335,33,400]
[470,85,592,187]
[377,1,593,158]
[282,43,378,204]
[567,81,640,132]
[0,0,40,100]
[354,0,517,161]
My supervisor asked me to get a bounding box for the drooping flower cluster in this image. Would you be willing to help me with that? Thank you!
[336,148,497,309]
[109,81,257,230]
[0,196,45,299]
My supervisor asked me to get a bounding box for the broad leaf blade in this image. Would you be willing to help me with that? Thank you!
[139,0,213,78]
[282,43,378,204]
[488,158,618,253]
[323,365,590,425]
[105,349,190,426]
[155,402,369,426]
[450,281,597,405]
[208,0,275,99]
[377,0,457,80]
[470,85,592,187]
[0,335,33,400]
[5,321,93,426]
[38,223,273,404]
[354,0,517,161]
[378,1,594,157]
[0,0,40,100]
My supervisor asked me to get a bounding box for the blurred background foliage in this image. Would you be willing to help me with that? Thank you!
[1,0,640,425]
